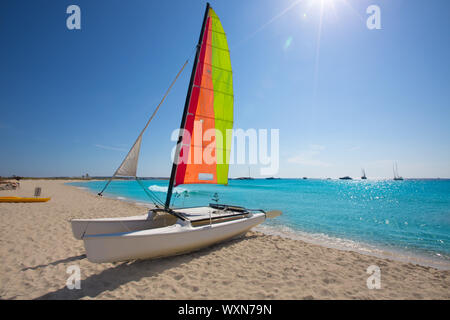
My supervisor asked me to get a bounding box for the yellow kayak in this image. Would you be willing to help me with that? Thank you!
[0,197,51,203]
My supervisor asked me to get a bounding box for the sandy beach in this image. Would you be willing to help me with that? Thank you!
[0,180,448,300]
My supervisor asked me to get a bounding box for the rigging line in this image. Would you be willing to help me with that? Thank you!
[139,58,190,135]
[98,53,193,196]
[135,178,165,208]
[146,187,165,207]
[142,180,166,207]
[136,178,165,207]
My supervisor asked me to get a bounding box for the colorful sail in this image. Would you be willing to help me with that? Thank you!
[174,7,233,186]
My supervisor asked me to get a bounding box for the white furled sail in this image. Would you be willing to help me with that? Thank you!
[115,135,143,177]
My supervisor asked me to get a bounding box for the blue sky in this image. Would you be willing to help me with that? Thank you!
[0,0,449,178]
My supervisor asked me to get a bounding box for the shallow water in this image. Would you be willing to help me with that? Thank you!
[68,179,450,268]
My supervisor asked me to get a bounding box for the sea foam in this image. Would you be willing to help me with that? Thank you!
[148,185,188,194]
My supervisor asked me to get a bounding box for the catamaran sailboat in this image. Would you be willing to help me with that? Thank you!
[71,3,281,263]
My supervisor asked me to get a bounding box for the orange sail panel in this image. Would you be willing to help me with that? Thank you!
[175,8,233,186]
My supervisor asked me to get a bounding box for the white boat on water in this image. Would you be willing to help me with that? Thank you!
[70,3,281,263]
[361,169,367,180]
[393,162,404,180]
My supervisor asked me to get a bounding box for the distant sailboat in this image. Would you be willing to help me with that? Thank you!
[393,162,404,180]
[70,3,281,263]
[361,169,367,180]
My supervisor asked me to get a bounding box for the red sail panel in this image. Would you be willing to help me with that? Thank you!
[175,18,209,186]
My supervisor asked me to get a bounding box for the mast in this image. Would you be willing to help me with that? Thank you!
[165,2,210,209]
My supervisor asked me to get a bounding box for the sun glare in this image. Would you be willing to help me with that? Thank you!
[306,0,337,13]
[318,0,334,5]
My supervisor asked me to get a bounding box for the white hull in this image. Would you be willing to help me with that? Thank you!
[71,208,266,263]
[71,214,158,240]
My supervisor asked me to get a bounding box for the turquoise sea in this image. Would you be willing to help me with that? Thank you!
[68,179,450,269]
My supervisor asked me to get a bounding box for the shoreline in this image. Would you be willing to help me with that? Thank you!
[0,179,448,299]
[69,181,450,271]
[256,225,450,271]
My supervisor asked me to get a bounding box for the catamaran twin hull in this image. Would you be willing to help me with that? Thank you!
[71,206,274,263]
